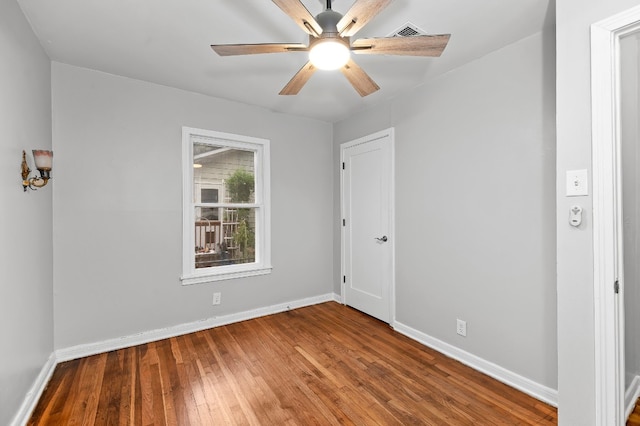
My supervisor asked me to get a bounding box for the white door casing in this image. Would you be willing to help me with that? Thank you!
[341,128,395,323]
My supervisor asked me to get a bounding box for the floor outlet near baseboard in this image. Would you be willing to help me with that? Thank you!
[213,292,221,305]
[456,319,467,337]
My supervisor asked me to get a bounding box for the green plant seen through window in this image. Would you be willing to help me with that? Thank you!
[226,169,255,261]
[226,169,254,203]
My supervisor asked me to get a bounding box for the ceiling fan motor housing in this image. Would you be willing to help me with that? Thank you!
[309,9,349,50]
[316,9,342,35]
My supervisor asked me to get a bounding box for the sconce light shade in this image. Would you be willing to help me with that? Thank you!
[22,149,53,191]
[33,150,53,171]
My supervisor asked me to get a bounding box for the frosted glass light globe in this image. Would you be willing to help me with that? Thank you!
[309,40,350,70]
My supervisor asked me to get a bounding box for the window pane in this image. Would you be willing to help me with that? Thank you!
[223,208,256,265]
[196,206,220,222]
[183,127,270,284]
[194,207,256,269]
[193,143,255,204]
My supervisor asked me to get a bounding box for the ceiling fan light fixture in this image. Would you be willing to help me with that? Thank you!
[210,0,450,96]
[309,39,350,70]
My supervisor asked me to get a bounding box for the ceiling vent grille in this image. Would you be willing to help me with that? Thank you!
[388,22,427,38]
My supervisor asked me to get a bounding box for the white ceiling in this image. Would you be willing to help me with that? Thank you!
[17,0,554,122]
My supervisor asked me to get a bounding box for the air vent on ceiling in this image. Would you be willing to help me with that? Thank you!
[388,22,427,38]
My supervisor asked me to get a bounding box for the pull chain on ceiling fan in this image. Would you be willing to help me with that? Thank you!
[210,0,450,97]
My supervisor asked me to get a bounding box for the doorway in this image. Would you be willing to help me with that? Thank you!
[340,128,395,323]
[591,5,640,423]
[621,31,640,418]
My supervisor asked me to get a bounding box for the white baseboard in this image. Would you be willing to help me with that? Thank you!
[626,375,640,420]
[393,321,558,407]
[10,353,57,426]
[56,292,341,362]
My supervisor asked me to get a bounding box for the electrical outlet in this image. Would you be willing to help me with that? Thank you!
[212,292,221,305]
[456,319,467,337]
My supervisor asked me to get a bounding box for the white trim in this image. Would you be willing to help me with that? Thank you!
[340,128,396,324]
[389,129,396,327]
[56,293,339,362]
[394,321,558,407]
[9,353,56,426]
[626,375,640,420]
[181,266,272,285]
[591,6,640,425]
[181,126,272,284]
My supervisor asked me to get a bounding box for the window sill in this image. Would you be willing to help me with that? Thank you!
[181,265,272,285]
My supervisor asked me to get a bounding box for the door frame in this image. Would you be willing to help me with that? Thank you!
[340,128,396,326]
[591,5,640,423]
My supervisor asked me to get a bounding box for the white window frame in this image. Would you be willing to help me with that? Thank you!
[181,126,271,285]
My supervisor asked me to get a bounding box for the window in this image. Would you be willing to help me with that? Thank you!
[181,127,271,284]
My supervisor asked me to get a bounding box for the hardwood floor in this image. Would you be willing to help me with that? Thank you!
[629,399,640,426]
[29,302,557,425]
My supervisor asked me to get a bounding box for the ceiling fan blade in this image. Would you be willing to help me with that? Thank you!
[340,58,380,97]
[279,61,317,95]
[337,0,393,37]
[272,0,323,37]
[352,34,451,56]
[211,43,308,56]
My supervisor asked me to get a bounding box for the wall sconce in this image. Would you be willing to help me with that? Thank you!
[21,150,53,192]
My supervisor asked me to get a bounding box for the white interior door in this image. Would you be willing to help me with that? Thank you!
[341,129,394,323]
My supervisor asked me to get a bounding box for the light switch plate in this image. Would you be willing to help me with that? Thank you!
[566,169,588,197]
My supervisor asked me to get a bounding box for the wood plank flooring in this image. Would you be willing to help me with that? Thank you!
[29,302,557,425]
[629,399,640,426]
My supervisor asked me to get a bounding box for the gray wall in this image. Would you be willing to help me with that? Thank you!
[16,2,640,424]
[622,33,640,391]
[51,63,334,349]
[0,1,53,424]
[556,0,640,424]
[334,30,557,390]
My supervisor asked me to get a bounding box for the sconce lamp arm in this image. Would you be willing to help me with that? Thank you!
[23,176,50,191]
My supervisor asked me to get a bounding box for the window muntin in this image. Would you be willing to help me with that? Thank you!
[182,128,271,284]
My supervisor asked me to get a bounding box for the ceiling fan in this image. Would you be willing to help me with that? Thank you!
[210,0,450,97]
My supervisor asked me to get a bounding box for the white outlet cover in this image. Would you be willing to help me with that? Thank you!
[456,319,467,337]
[566,169,588,197]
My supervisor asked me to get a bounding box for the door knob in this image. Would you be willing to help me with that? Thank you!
[375,236,388,242]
